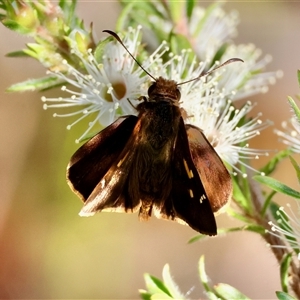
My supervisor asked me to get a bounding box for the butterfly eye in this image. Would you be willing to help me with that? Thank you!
[148,82,157,97]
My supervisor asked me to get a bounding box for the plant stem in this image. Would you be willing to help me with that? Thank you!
[249,178,300,299]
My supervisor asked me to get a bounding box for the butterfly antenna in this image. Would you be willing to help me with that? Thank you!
[103,30,157,81]
[177,58,244,86]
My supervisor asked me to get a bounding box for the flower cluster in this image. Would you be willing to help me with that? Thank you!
[268,204,300,260]
[274,117,300,153]
[41,24,275,176]
[42,27,152,142]
[5,1,300,298]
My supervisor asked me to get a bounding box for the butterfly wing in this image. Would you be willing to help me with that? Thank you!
[67,115,138,208]
[157,117,217,235]
[186,124,232,213]
[79,131,142,216]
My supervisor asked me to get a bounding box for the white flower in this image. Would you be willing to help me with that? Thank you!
[187,98,270,176]
[189,4,239,61]
[148,4,239,63]
[220,44,283,101]
[41,21,273,176]
[41,27,168,142]
[274,117,300,153]
[149,50,270,176]
[188,5,281,102]
[268,204,300,260]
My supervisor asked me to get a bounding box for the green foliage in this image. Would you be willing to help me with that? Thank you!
[2,0,300,298]
[260,149,292,176]
[188,224,265,244]
[117,1,230,65]
[198,256,251,300]
[232,175,251,213]
[0,0,95,91]
[6,76,63,92]
[93,37,114,64]
[289,155,300,184]
[270,202,300,257]
[141,257,252,300]
[186,0,195,21]
[276,291,297,300]
[288,97,300,125]
[140,265,186,300]
[280,253,292,293]
[254,175,300,199]
[260,190,277,217]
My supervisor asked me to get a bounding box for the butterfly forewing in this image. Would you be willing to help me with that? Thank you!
[67,116,138,202]
[186,124,232,213]
[78,117,144,215]
[163,118,217,235]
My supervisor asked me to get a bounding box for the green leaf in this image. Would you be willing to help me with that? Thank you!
[144,273,172,297]
[139,290,152,300]
[214,283,251,300]
[280,253,292,293]
[94,36,114,63]
[210,44,228,67]
[206,292,220,300]
[169,33,193,64]
[288,96,300,124]
[151,293,173,299]
[168,1,185,23]
[276,291,297,300]
[162,264,184,299]
[141,266,184,300]
[198,256,251,300]
[2,19,32,34]
[297,70,300,88]
[229,224,266,234]
[226,208,253,224]
[116,2,136,31]
[232,177,250,211]
[289,155,300,184]
[141,265,186,299]
[186,0,194,21]
[188,234,206,244]
[24,42,52,60]
[6,76,62,92]
[198,256,214,293]
[0,13,6,21]
[254,175,300,199]
[116,2,165,35]
[260,149,292,176]
[5,50,30,57]
[188,224,265,243]
[269,201,281,220]
[65,0,77,26]
[216,225,266,235]
[260,190,277,217]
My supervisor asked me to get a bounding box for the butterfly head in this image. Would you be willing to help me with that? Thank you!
[148,77,181,103]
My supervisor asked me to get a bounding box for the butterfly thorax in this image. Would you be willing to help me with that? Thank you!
[129,82,182,217]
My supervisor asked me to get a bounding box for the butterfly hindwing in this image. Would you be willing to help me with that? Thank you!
[166,118,217,235]
[186,124,232,213]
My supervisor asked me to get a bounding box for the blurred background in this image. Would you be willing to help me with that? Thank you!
[1,1,300,299]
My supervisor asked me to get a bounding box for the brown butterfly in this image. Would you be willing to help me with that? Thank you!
[67,30,242,235]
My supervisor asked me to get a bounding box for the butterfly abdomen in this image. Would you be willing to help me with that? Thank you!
[128,101,180,206]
